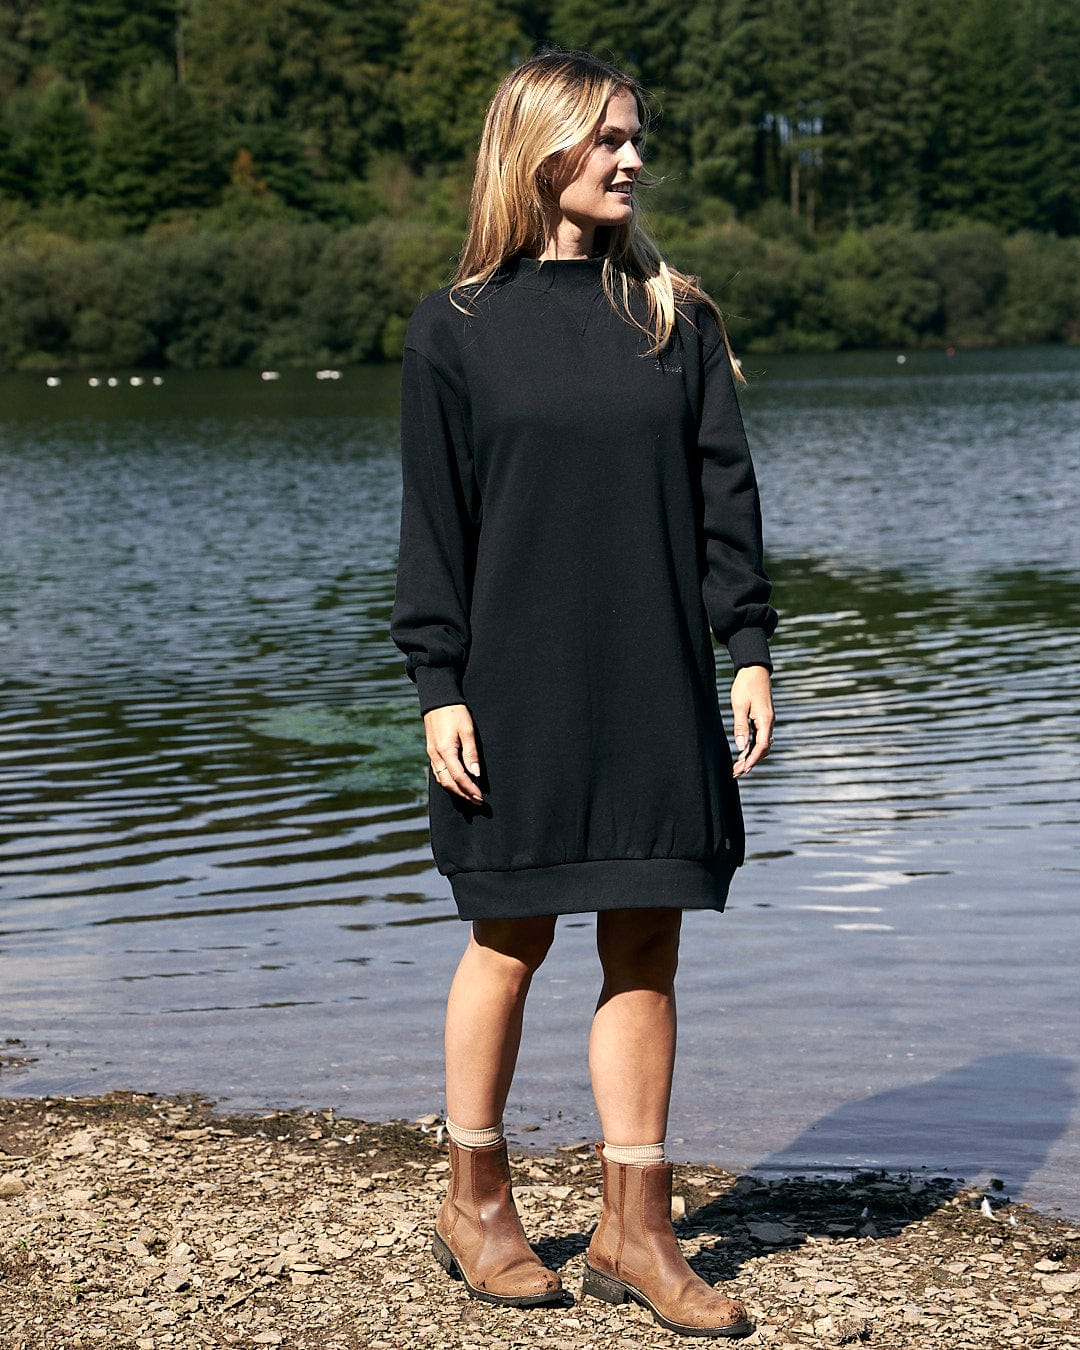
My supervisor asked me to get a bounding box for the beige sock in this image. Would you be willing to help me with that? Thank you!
[445,1117,504,1148]
[602,1141,665,1166]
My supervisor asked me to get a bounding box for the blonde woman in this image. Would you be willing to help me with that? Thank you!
[390,51,775,1338]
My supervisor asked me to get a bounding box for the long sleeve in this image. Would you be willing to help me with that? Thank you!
[390,344,480,715]
[698,332,778,672]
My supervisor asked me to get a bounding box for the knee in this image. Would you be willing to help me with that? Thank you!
[470,916,556,981]
[597,909,681,988]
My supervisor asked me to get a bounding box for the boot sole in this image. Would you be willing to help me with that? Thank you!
[582,1261,755,1339]
[432,1230,566,1308]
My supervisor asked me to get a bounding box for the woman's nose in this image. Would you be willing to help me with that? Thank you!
[620,141,642,175]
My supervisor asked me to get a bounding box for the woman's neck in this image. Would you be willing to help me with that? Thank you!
[536,216,595,261]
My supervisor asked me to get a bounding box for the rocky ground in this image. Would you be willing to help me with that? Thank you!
[0,1091,1077,1349]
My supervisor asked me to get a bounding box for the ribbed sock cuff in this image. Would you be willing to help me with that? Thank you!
[602,1141,665,1166]
[445,1117,504,1149]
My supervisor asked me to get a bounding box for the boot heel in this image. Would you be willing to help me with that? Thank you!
[582,1262,628,1305]
[432,1231,461,1280]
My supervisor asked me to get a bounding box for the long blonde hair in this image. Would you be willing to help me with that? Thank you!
[452,51,742,378]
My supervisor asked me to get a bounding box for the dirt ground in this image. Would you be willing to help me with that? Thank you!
[0,1091,1077,1349]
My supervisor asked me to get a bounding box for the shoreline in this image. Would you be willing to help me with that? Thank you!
[1,1092,1077,1348]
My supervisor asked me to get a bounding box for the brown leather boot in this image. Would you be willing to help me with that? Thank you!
[583,1145,753,1337]
[432,1137,564,1307]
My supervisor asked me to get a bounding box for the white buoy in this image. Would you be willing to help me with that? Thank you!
[151,376,164,386]
[46,376,61,388]
[88,377,101,387]
[129,375,144,387]
[316,368,342,380]
[896,354,907,364]
[261,370,281,382]
[107,377,119,387]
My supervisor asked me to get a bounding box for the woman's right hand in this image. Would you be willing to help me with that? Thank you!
[424,703,484,802]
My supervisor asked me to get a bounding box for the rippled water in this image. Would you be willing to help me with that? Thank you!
[2,348,1078,1218]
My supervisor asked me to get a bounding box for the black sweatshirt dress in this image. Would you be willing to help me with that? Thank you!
[390,255,777,921]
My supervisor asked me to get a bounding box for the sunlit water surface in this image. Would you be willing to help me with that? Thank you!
[2,348,1078,1218]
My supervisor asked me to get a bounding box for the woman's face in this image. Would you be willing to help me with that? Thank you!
[548,88,643,234]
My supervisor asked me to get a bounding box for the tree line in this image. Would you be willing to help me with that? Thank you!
[1,0,1078,371]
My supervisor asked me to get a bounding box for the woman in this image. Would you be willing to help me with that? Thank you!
[390,51,775,1339]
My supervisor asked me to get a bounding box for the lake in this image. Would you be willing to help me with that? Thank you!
[1,347,1078,1220]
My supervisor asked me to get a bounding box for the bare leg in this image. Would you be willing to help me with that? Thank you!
[444,915,557,1129]
[589,908,682,1144]
[583,909,751,1334]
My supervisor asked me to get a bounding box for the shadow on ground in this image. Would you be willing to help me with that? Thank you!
[536,1052,1076,1279]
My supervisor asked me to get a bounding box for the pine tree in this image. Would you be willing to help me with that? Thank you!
[24,76,93,202]
[0,0,48,101]
[395,0,526,165]
[44,0,179,95]
[1027,0,1080,234]
[926,0,1054,231]
[818,0,930,228]
[0,109,20,197]
[675,0,773,212]
[184,0,413,180]
[760,0,827,225]
[89,62,223,228]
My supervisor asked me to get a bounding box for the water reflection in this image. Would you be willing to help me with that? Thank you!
[1,353,1077,1217]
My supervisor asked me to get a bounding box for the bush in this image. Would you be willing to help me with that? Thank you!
[927,222,1007,346]
[0,246,68,369]
[998,232,1079,344]
[51,239,164,367]
[0,205,1074,371]
[825,227,942,348]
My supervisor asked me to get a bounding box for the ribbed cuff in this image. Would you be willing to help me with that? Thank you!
[414,663,466,715]
[726,626,773,674]
[446,1118,504,1148]
[603,1141,665,1166]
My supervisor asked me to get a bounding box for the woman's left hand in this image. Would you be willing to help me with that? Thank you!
[730,665,774,777]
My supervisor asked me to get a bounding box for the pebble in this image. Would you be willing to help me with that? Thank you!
[2,1091,1078,1350]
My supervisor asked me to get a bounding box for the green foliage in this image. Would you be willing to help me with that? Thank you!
[51,237,162,365]
[819,0,930,226]
[89,63,224,229]
[826,226,942,347]
[21,77,93,204]
[0,0,1077,364]
[998,233,1080,344]
[0,0,1076,242]
[0,107,19,197]
[395,0,525,164]
[183,0,411,180]
[0,241,65,369]
[926,0,1054,232]
[928,223,1008,346]
[0,1,47,101]
[0,211,1075,373]
[44,0,178,95]
[1029,0,1080,235]
[677,0,773,211]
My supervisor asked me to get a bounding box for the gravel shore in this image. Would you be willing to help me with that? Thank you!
[1,1091,1077,1349]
